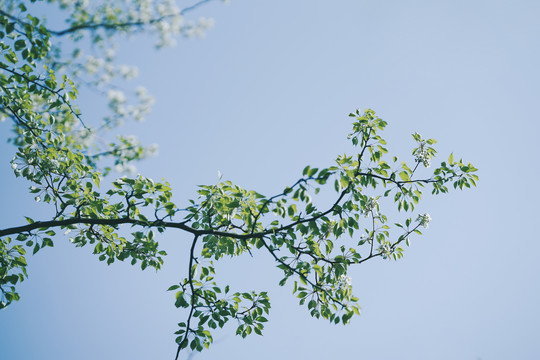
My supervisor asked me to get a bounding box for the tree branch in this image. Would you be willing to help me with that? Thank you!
[48,0,215,37]
[175,235,200,360]
[260,235,348,309]
[0,65,86,127]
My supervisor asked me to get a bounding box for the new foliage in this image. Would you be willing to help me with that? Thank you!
[0,1,478,358]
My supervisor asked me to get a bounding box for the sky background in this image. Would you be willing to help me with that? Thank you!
[1,0,540,359]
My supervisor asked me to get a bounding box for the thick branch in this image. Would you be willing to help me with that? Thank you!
[0,169,442,240]
[0,217,210,239]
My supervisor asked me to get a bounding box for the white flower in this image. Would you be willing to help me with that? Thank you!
[144,144,159,157]
[107,90,127,104]
[416,213,431,228]
[84,56,104,74]
[414,137,432,168]
[35,196,41,202]
[48,159,60,170]
[118,65,139,79]
[11,162,17,169]
[104,63,115,75]
[105,48,116,60]
[157,21,171,33]
[135,86,148,97]
[130,86,155,121]
[115,164,137,176]
[415,147,431,167]
[362,196,378,217]
[72,128,95,147]
[157,0,181,17]
[197,17,215,29]
[378,243,392,259]
[124,135,137,143]
[337,275,352,290]
[170,14,184,32]
[100,74,112,84]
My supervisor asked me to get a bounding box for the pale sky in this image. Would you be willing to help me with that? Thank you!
[1,1,540,359]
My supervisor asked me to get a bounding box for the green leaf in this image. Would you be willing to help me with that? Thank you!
[6,22,15,34]
[399,171,409,181]
[14,40,26,51]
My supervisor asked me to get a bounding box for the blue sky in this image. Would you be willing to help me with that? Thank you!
[1,1,540,359]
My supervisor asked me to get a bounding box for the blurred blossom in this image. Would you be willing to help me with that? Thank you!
[84,56,104,74]
[119,65,139,79]
[145,144,159,157]
[115,163,137,176]
[108,90,127,104]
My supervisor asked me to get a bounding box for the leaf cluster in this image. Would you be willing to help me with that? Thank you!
[0,2,479,358]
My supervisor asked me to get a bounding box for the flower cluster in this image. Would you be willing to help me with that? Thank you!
[411,132,437,168]
[133,86,155,121]
[84,54,140,83]
[362,196,378,217]
[84,55,104,74]
[114,163,137,175]
[111,135,159,175]
[72,128,96,148]
[153,0,184,48]
[144,144,159,157]
[415,138,431,167]
[378,242,392,259]
[118,65,139,79]
[105,86,155,125]
[107,89,128,116]
[416,213,432,228]
[337,275,352,290]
